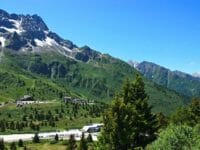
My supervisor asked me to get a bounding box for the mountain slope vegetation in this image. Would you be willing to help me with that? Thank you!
[135,61,200,97]
[0,9,189,114]
[0,48,187,114]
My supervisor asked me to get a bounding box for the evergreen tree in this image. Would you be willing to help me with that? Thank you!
[156,112,168,129]
[18,139,23,147]
[170,106,192,126]
[0,120,6,132]
[33,133,40,143]
[10,142,17,150]
[86,134,93,143]
[55,134,59,142]
[24,146,27,150]
[99,75,158,149]
[67,134,77,150]
[78,133,88,150]
[0,138,5,150]
[189,99,200,124]
[170,99,200,126]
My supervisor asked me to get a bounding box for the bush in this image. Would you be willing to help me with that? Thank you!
[50,140,58,144]
[61,140,68,145]
[149,125,200,150]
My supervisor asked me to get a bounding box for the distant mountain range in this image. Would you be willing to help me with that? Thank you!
[0,9,191,114]
[192,72,200,78]
[129,61,200,97]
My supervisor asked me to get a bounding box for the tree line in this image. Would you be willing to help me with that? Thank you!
[0,101,107,133]
[1,75,200,149]
[97,75,200,149]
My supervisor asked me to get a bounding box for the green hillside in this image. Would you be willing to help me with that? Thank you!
[136,61,200,97]
[0,48,188,114]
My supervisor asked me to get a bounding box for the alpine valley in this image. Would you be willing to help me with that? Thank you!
[0,9,192,115]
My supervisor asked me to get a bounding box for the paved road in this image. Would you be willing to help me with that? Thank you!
[0,129,99,143]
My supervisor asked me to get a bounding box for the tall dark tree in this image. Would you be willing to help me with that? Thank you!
[78,133,88,150]
[0,138,5,150]
[67,134,77,150]
[99,75,158,149]
[55,134,59,142]
[189,98,200,124]
[86,134,93,143]
[18,139,24,147]
[10,142,17,150]
[33,133,40,143]
[0,120,6,132]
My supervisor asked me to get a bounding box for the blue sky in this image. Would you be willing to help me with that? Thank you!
[1,0,200,74]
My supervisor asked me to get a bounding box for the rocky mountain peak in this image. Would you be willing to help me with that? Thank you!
[0,9,76,54]
[21,14,49,31]
[0,9,104,63]
[0,9,48,32]
[0,9,10,18]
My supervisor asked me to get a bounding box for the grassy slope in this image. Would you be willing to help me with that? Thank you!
[0,101,104,134]
[22,143,66,150]
[0,49,188,114]
[5,140,67,150]
[137,62,200,97]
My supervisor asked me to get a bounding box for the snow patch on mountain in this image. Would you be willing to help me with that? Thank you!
[34,36,73,54]
[0,9,101,63]
[45,37,58,46]
[62,46,72,52]
[0,26,22,34]
[34,39,46,47]
[192,72,200,78]
[34,37,58,47]
[0,18,24,34]
[128,60,140,68]
[9,19,24,33]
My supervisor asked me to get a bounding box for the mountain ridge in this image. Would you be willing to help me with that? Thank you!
[129,60,200,97]
[0,9,189,115]
[0,9,107,63]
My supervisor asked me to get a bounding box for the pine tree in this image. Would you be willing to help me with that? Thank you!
[189,98,200,124]
[55,134,59,142]
[99,75,158,149]
[33,133,40,143]
[170,99,200,126]
[18,139,24,147]
[10,142,17,150]
[78,133,88,150]
[24,146,27,150]
[67,134,77,150]
[0,121,6,132]
[0,138,5,150]
[156,112,168,128]
[86,134,93,143]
